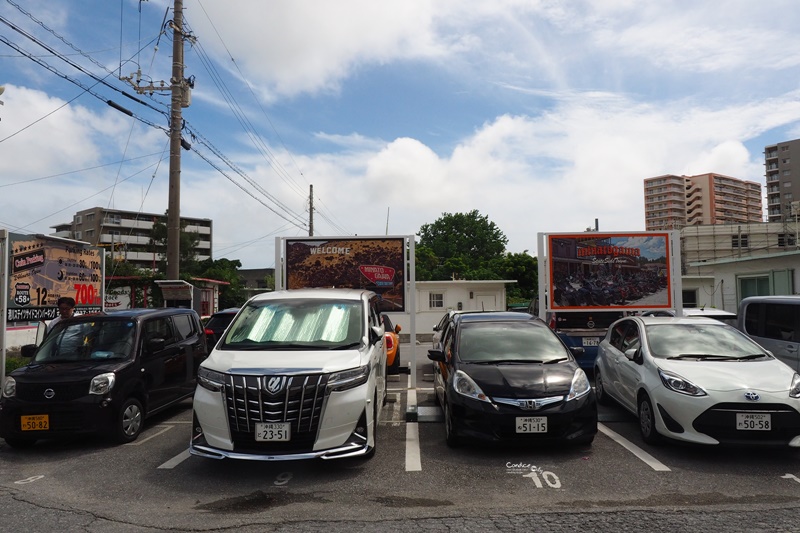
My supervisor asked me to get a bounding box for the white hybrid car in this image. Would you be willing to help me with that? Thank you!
[594,316,800,446]
[190,288,387,460]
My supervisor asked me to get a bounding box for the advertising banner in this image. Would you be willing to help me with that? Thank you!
[284,237,405,312]
[6,233,103,322]
[546,232,674,311]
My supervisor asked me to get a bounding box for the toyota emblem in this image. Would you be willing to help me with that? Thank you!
[744,391,760,402]
[44,388,55,399]
[264,376,286,395]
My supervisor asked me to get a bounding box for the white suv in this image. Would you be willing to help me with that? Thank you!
[190,288,387,460]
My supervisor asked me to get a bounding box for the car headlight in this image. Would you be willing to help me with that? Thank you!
[2,376,16,398]
[658,369,706,396]
[198,366,226,392]
[452,370,490,403]
[328,364,370,392]
[790,374,800,399]
[89,373,116,395]
[566,369,591,401]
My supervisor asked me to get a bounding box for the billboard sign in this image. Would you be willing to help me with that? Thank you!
[283,237,405,312]
[6,233,103,322]
[545,232,675,311]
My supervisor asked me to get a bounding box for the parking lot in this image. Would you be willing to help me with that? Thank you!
[2,341,800,532]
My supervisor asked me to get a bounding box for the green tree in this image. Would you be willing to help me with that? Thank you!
[195,258,246,309]
[491,252,538,302]
[417,210,508,280]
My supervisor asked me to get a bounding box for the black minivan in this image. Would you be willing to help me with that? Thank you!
[0,308,207,448]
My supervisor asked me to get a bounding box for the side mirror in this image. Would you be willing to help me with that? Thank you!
[395,324,402,334]
[370,325,383,344]
[624,348,640,362]
[427,349,446,362]
[569,346,585,356]
[20,344,37,358]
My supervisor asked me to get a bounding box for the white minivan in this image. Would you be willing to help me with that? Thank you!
[190,288,387,460]
[738,296,800,371]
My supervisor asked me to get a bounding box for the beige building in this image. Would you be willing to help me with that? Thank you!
[51,207,212,271]
[765,139,800,222]
[644,173,763,231]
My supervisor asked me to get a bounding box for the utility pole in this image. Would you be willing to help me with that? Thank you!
[120,0,192,279]
[308,184,314,236]
[166,0,185,280]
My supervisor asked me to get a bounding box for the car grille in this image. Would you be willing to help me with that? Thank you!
[693,403,800,443]
[15,381,89,402]
[223,373,329,453]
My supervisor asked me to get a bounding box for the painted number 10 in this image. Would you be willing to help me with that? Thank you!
[523,470,561,488]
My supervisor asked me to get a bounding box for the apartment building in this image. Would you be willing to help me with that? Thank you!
[765,139,800,222]
[51,207,212,271]
[644,173,763,231]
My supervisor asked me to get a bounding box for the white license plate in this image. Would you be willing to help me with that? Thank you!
[736,413,771,431]
[516,416,547,433]
[582,337,600,347]
[255,422,291,441]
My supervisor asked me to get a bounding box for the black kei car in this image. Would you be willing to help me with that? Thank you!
[0,308,207,448]
[427,312,597,447]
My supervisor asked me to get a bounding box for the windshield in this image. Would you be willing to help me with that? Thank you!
[35,319,136,363]
[644,323,768,360]
[457,321,570,363]
[222,298,364,350]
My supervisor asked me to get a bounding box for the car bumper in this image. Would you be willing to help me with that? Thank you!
[650,388,800,446]
[448,392,597,444]
[0,395,116,440]
[190,381,374,460]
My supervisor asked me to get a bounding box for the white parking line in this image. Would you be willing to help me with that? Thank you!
[158,449,191,469]
[598,424,671,472]
[405,422,422,471]
[125,425,173,446]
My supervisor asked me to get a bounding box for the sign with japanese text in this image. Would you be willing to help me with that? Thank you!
[6,233,103,322]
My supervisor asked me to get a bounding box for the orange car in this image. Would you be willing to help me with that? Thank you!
[382,314,402,374]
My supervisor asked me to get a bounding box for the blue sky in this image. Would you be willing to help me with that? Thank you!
[2,0,800,269]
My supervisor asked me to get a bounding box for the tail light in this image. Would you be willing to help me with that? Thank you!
[204,328,214,336]
[548,313,556,330]
[384,333,395,351]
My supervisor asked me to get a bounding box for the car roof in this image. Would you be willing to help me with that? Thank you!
[455,311,539,324]
[248,288,374,303]
[65,308,198,322]
[211,307,240,315]
[628,316,732,326]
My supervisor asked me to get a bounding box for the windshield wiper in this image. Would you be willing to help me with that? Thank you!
[330,342,361,350]
[543,357,570,364]
[668,354,744,361]
[467,359,544,364]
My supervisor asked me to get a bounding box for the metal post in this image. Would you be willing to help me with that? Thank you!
[166,0,184,280]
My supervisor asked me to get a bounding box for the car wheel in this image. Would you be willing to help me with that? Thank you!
[3,437,37,449]
[594,369,613,406]
[444,401,460,448]
[572,434,595,446]
[638,393,662,445]
[114,397,144,444]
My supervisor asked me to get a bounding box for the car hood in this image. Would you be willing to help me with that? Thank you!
[657,358,796,393]
[202,348,365,375]
[12,361,128,382]
[462,363,575,397]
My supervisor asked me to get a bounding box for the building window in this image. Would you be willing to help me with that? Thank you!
[783,170,791,176]
[778,234,796,247]
[783,158,791,164]
[74,231,82,240]
[74,215,82,224]
[86,213,95,222]
[732,234,749,248]
[682,290,698,308]
[786,182,793,187]
[85,229,94,237]
[429,293,444,309]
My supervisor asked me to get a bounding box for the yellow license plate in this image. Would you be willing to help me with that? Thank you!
[20,414,49,431]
